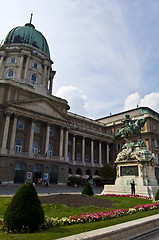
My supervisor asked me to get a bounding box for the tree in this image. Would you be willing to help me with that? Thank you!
[99,163,115,183]
[82,182,94,196]
[4,182,44,233]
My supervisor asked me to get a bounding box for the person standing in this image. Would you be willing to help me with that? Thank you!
[130,179,135,195]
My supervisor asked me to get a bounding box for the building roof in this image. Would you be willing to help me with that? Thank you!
[1,23,50,57]
[96,107,159,125]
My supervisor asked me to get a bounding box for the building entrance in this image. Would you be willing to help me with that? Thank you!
[49,165,58,184]
[33,164,43,184]
[14,162,26,184]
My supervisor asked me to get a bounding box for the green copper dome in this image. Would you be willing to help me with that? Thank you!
[1,23,50,57]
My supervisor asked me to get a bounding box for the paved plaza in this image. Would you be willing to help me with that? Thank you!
[0,183,103,196]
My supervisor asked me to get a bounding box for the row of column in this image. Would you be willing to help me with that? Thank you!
[1,113,68,158]
[69,134,110,166]
[1,113,110,165]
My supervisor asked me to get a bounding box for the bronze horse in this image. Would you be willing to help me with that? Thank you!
[114,116,146,142]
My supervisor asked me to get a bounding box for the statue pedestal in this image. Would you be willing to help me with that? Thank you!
[102,142,158,198]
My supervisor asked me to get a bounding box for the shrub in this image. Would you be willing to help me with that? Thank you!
[82,182,94,196]
[155,189,159,201]
[3,182,44,233]
[68,176,85,186]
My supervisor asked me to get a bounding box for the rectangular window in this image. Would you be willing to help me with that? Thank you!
[94,157,97,163]
[48,150,52,158]
[10,58,16,64]
[15,145,22,153]
[68,152,72,160]
[155,140,158,148]
[117,144,121,150]
[33,62,38,69]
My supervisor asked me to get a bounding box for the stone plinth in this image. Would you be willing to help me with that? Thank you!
[102,142,159,198]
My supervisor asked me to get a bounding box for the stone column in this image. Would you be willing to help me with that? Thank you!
[0,51,6,78]
[10,114,18,153]
[1,112,11,153]
[99,141,102,166]
[43,61,48,87]
[46,66,50,89]
[18,54,24,80]
[49,78,53,94]
[91,139,94,165]
[28,120,35,156]
[72,135,76,162]
[24,53,31,80]
[64,128,68,160]
[59,127,64,157]
[45,123,50,157]
[49,70,56,94]
[107,143,110,164]
[82,137,85,164]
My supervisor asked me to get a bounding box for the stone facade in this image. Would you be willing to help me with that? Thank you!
[0,23,113,184]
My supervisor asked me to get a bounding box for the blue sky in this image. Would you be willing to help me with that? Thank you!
[1,0,159,119]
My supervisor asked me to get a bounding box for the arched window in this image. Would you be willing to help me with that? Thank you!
[76,153,81,161]
[69,168,72,174]
[85,154,89,162]
[76,168,82,175]
[33,62,38,69]
[10,58,16,64]
[7,69,14,78]
[14,162,26,184]
[34,123,40,133]
[86,169,91,175]
[15,138,22,153]
[17,120,24,129]
[32,141,39,155]
[30,73,37,83]
[68,152,72,161]
[50,127,54,136]
[48,144,53,158]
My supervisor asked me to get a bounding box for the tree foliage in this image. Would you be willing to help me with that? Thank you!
[4,182,44,233]
[99,163,115,180]
[155,189,159,201]
[82,182,94,196]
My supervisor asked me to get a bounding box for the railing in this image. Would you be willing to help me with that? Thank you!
[0,149,102,167]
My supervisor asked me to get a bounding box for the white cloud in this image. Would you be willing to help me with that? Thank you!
[140,92,159,112]
[123,93,140,111]
[123,92,159,113]
[55,86,87,116]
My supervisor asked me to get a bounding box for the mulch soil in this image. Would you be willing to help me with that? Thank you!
[40,194,115,208]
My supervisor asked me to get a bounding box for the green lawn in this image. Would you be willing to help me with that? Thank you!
[0,195,158,240]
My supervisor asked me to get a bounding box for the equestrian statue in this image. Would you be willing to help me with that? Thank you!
[114,114,146,143]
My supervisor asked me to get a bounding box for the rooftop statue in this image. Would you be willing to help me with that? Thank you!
[114,114,146,143]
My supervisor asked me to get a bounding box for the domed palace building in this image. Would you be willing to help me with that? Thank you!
[0,22,113,184]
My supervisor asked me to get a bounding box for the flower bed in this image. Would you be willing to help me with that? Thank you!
[43,202,159,228]
[102,194,151,199]
[1,194,158,231]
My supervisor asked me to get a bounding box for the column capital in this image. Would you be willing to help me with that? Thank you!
[0,51,6,57]
[13,113,19,118]
[46,122,52,126]
[4,111,12,117]
[30,118,36,123]
[21,50,31,56]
